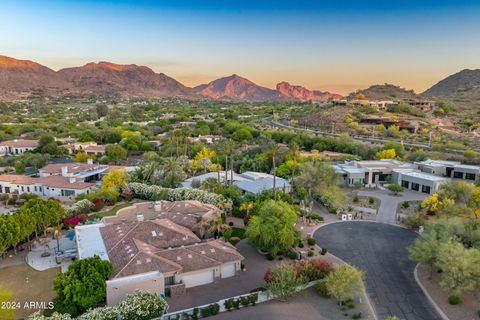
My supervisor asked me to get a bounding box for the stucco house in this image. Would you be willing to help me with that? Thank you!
[76,211,244,306]
[0,174,94,197]
[334,158,480,194]
[0,139,38,156]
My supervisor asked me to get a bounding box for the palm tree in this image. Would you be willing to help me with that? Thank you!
[208,216,231,239]
[268,142,280,199]
[45,225,62,253]
[194,216,211,239]
[289,143,300,194]
[239,201,255,217]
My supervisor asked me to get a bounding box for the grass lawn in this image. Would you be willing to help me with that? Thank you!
[88,201,132,220]
[0,264,59,319]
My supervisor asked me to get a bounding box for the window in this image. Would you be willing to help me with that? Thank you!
[21,186,24,192]
[465,173,476,181]
[165,276,174,285]
[421,185,431,194]
[411,183,419,191]
[453,171,464,179]
[61,189,75,197]
[27,187,30,192]
[34,186,37,192]
[39,186,42,192]
[401,180,410,189]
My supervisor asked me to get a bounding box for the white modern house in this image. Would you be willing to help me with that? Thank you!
[415,159,480,182]
[334,158,480,194]
[0,160,110,197]
[392,169,448,194]
[39,160,109,183]
[0,174,94,197]
[334,160,416,187]
[0,139,38,156]
[182,171,292,195]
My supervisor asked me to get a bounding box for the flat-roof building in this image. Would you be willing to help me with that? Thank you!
[182,171,291,195]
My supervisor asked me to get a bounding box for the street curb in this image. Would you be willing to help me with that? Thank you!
[312,222,378,320]
[308,219,416,239]
[414,264,450,320]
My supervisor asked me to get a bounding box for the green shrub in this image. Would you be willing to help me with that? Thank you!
[298,242,304,248]
[307,237,317,246]
[477,309,480,317]
[352,312,362,319]
[267,253,274,261]
[401,201,410,209]
[340,298,355,310]
[315,282,330,297]
[307,250,314,257]
[448,295,460,305]
[200,303,220,317]
[328,207,337,214]
[7,197,16,205]
[307,214,324,221]
[368,197,375,205]
[287,251,298,260]
[404,215,423,229]
[321,248,328,255]
[353,195,359,203]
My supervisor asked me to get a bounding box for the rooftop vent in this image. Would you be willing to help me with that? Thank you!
[151,230,157,237]
[177,256,182,261]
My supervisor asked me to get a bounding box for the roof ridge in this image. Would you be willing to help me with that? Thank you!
[107,222,140,253]
[114,251,142,278]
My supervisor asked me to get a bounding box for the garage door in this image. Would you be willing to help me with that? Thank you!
[221,263,236,278]
[182,270,214,288]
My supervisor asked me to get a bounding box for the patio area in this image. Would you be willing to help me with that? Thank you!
[26,235,76,272]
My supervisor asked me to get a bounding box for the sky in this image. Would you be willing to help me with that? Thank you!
[1,0,480,95]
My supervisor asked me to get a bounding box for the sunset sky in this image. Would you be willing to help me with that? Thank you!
[1,0,480,94]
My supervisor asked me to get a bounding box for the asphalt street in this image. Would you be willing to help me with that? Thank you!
[314,221,441,320]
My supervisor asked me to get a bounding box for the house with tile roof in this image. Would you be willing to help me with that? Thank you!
[76,213,244,305]
[0,139,38,156]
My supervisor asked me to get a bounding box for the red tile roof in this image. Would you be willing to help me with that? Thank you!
[0,139,38,148]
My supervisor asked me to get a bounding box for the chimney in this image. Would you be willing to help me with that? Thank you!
[61,166,68,176]
[87,158,93,165]
[69,177,76,184]
[154,201,162,212]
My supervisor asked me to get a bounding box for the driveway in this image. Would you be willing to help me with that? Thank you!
[358,189,427,224]
[211,286,374,320]
[314,222,441,320]
[166,240,276,312]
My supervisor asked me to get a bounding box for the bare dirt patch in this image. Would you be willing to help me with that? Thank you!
[417,263,479,320]
[0,263,58,319]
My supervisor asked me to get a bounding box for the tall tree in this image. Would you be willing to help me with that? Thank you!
[246,200,299,255]
[436,241,480,294]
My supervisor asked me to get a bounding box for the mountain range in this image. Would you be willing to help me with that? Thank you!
[0,55,341,102]
[1,54,479,106]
